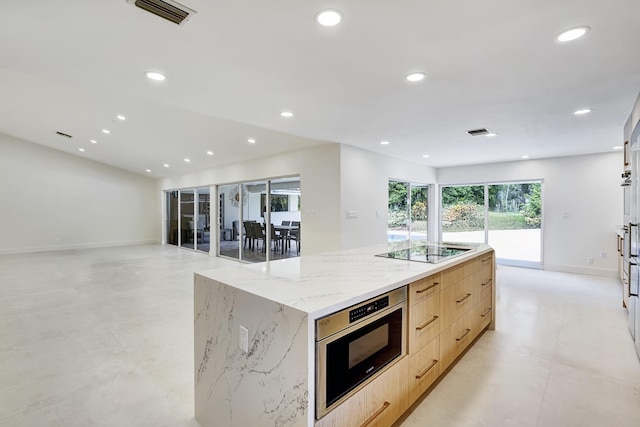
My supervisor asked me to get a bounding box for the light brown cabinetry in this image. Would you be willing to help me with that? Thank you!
[315,251,495,427]
[413,251,494,398]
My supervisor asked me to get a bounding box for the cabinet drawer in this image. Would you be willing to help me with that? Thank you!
[364,356,409,427]
[439,310,477,372]
[408,273,441,306]
[315,357,408,427]
[440,261,467,289]
[408,293,440,353]
[476,293,493,332]
[440,275,475,328]
[408,337,440,405]
[474,269,492,301]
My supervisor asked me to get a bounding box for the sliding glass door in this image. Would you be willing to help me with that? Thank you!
[441,185,485,244]
[217,177,301,263]
[388,181,429,242]
[165,187,211,253]
[440,182,542,266]
[487,183,541,265]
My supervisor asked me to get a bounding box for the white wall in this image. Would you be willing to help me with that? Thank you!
[437,152,622,276]
[0,133,159,254]
[339,145,438,249]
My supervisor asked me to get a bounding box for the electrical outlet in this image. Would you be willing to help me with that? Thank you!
[239,325,249,353]
[346,210,358,219]
[587,257,594,265]
[561,211,571,219]
[600,251,607,258]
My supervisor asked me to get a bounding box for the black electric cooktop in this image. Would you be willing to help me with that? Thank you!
[375,244,472,264]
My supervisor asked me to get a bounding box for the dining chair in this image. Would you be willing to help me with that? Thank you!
[270,223,283,253]
[289,225,300,255]
[291,221,300,226]
[243,221,255,249]
[281,220,291,226]
[252,222,265,251]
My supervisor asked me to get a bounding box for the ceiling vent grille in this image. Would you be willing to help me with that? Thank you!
[466,128,492,136]
[127,0,196,25]
[56,131,72,138]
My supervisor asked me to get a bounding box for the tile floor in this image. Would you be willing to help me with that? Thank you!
[1,245,638,427]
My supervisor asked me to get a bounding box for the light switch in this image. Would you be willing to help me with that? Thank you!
[239,325,249,353]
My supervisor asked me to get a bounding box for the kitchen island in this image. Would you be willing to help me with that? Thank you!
[194,242,495,427]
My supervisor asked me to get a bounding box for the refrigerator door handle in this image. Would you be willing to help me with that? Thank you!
[631,257,639,298]
[630,223,638,258]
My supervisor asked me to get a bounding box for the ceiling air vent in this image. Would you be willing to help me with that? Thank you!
[127,0,196,25]
[56,131,72,138]
[466,128,491,136]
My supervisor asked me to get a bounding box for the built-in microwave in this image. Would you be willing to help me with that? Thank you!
[315,287,406,420]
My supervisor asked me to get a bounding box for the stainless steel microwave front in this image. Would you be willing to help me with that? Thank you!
[315,286,407,420]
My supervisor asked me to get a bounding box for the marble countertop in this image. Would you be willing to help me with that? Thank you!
[196,241,493,320]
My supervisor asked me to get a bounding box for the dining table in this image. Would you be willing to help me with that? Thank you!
[274,224,299,253]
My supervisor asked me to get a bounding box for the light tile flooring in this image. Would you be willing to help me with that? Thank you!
[1,245,639,426]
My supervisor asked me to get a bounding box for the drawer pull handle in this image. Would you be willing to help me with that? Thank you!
[415,359,438,379]
[482,257,491,264]
[456,328,471,341]
[481,279,492,287]
[481,307,492,317]
[416,315,439,331]
[361,401,391,427]
[416,282,439,294]
[456,293,472,304]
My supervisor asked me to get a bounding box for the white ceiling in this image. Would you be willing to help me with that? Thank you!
[1,0,640,178]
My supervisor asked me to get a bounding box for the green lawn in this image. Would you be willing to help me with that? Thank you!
[442,211,539,232]
[488,211,537,230]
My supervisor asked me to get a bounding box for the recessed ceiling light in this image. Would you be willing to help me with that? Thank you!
[184,158,191,163]
[102,129,110,134]
[145,169,152,173]
[280,111,294,118]
[90,139,97,144]
[116,115,126,121]
[206,150,214,156]
[556,26,590,42]
[422,154,430,158]
[163,163,170,167]
[315,9,342,27]
[145,71,166,81]
[406,72,426,82]
[78,148,85,152]
[380,141,390,145]
[574,108,592,115]
[248,138,256,144]
[521,155,530,159]
[613,146,624,150]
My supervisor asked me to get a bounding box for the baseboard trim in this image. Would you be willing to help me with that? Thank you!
[0,240,160,255]
[543,263,618,278]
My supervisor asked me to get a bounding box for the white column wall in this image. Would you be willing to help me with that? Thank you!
[339,145,438,250]
[0,133,158,254]
[437,152,622,276]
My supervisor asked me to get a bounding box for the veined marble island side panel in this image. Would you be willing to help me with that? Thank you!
[194,273,309,427]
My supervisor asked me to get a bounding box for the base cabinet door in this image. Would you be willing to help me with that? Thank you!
[475,293,493,332]
[408,293,441,353]
[439,310,477,372]
[315,357,408,427]
[408,337,440,405]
